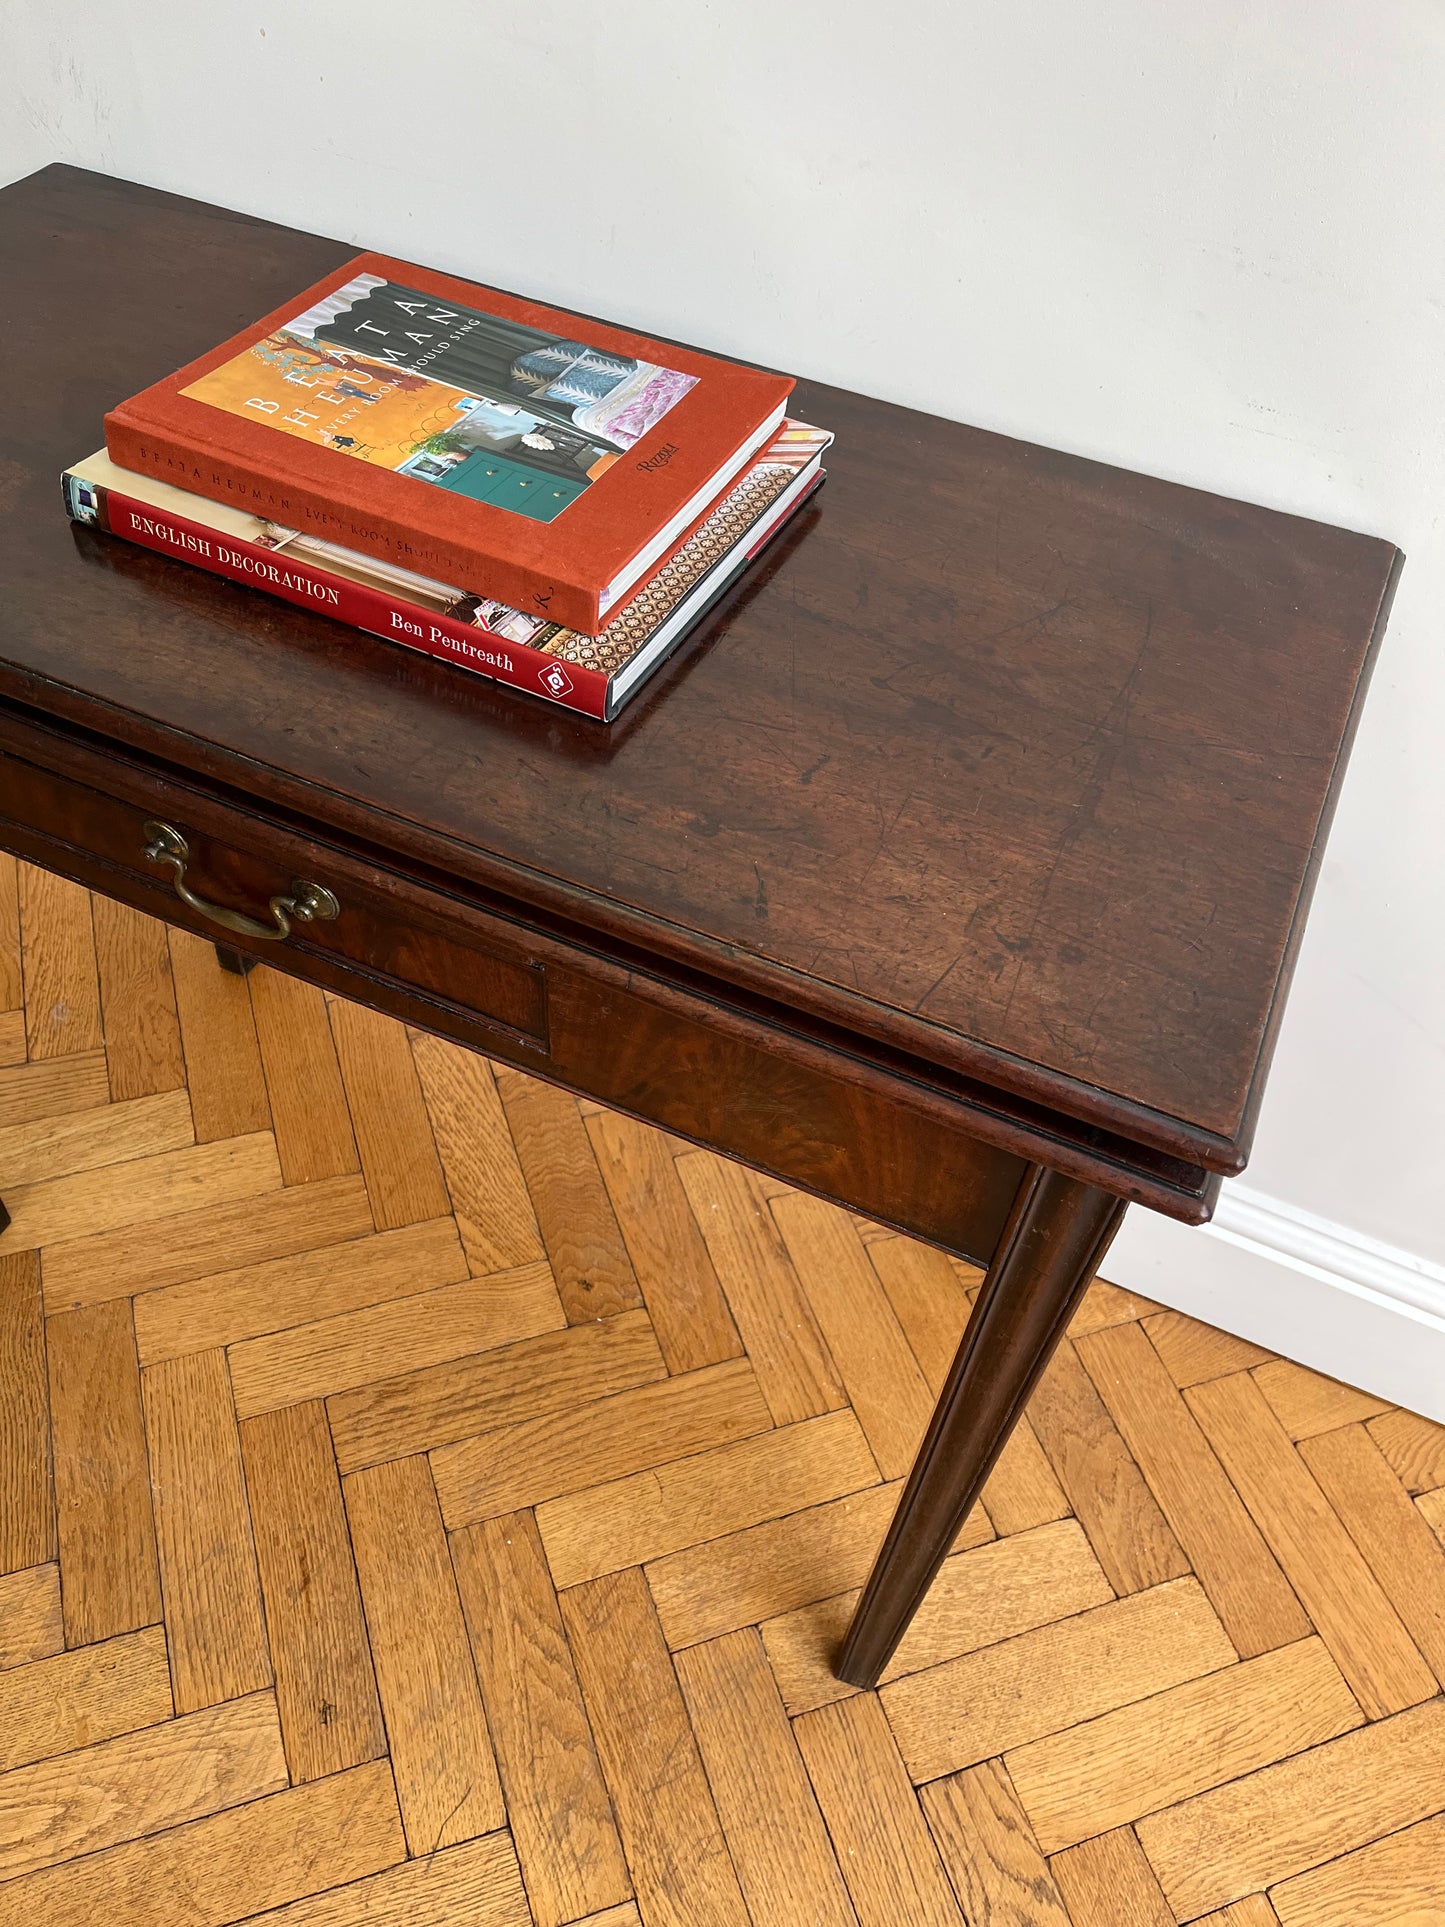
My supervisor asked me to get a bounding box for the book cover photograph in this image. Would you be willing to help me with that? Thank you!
[182,272,702,527]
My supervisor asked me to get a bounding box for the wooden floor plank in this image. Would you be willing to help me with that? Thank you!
[0,1758,403,1927]
[410,1033,546,1274]
[773,1189,936,1479]
[1270,1811,1445,1927]
[18,864,102,1061]
[559,1567,750,1927]
[1251,1358,1392,1439]
[1134,1699,1445,1920]
[0,1249,52,1572]
[248,967,359,1186]
[0,1687,286,1881]
[452,1512,630,1927]
[239,1399,385,1783]
[537,1407,879,1590]
[762,1518,1114,1716]
[0,1624,172,1771]
[1367,1406,1445,1494]
[328,999,451,1229]
[1193,1902,1282,1927]
[1027,1333,1190,1594]
[675,1150,846,1424]
[343,1454,503,1854]
[167,928,271,1141]
[1419,1485,1445,1546]
[980,1412,1073,1537]
[1068,1277,1161,1334]
[1297,1420,1445,1688]
[1076,1318,1309,1656]
[0,850,20,1010]
[676,1628,858,1927]
[142,1347,270,1712]
[1006,1636,1363,1853]
[46,1297,161,1646]
[1,1131,282,1257]
[433,1357,770,1528]
[794,1693,966,1927]
[864,1234,972,1389]
[1188,1371,1437,1717]
[0,1005,25,1066]
[1049,1827,1175,1926]
[5,1094,195,1194]
[587,1107,742,1372]
[0,1563,62,1668]
[880,1576,1235,1782]
[0,1050,110,1128]
[0,1087,192,1190]
[493,1064,642,1322]
[40,1170,374,1314]
[90,896,185,1101]
[327,1306,666,1474]
[133,1216,468,1365]
[1142,1309,1273,1386]
[216,1832,533,1927]
[0,1005,23,1065]
[228,1261,563,1419]
[921,1761,1073,1927]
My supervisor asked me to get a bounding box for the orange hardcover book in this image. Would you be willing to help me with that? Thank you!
[105,252,793,635]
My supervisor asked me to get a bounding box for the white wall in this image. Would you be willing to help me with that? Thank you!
[5,2,1443,1393]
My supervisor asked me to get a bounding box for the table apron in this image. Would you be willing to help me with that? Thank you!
[0,710,1210,1244]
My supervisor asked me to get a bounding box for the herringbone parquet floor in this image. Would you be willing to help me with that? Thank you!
[2,860,1445,1926]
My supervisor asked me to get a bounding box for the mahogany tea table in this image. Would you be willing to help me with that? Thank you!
[0,166,1400,1687]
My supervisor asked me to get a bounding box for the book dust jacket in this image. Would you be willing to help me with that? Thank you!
[106,252,793,631]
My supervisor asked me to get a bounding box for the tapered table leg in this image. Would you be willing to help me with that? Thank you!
[836,1164,1126,1688]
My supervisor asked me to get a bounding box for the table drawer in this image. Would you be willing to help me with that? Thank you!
[0,735,549,1052]
[0,707,1039,1259]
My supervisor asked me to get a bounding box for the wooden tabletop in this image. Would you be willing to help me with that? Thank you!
[0,166,1400,1181]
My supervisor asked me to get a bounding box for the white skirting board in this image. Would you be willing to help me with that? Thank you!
[1105,1182,1445,1424]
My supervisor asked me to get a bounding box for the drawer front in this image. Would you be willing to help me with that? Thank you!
[0,741,549,1051]
[0,712,1032,1262]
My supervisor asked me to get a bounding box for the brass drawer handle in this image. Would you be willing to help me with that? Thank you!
[142,820,340,942]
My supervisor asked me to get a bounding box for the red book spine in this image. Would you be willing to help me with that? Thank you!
[97,489,611,719]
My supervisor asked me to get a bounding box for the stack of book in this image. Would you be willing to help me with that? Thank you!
[63,253,830,720]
